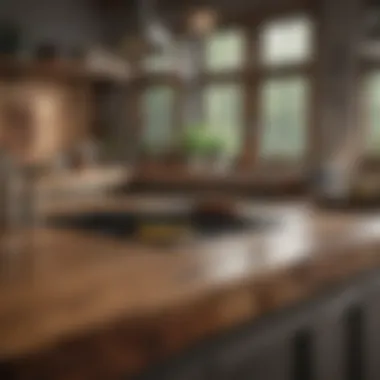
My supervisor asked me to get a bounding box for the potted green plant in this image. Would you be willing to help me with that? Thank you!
[182,125,229,172]
[182,125,206,171]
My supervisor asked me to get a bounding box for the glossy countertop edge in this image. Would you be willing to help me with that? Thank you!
[1,196,380,364]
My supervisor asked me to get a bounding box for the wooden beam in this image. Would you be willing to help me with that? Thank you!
[316,0,364,163]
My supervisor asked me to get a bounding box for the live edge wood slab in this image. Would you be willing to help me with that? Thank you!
[2,196,380,379]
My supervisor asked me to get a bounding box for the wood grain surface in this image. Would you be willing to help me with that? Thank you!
[1,196,380,379]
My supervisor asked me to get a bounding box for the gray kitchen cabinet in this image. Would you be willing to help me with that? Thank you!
[136,270,380,380]
[311,286,364,380]
[362,275,380,380]
[211,319,293,380]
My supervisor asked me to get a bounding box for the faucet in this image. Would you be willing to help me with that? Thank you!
[0,148,38,234]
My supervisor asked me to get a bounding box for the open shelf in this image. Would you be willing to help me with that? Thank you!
[0,56,131,84]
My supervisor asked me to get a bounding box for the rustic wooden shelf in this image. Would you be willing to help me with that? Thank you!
[0,56,131,84]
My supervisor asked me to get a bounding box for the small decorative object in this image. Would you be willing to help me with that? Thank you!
[188,8,218,35]
[0,21,20,55]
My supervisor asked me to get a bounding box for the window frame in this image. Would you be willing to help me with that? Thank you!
[136,74,184,160]
[254,13,315,169]
[257,74,311,163]
[198,27,247,160]
[358,65,380,161]
[135,8,317,171]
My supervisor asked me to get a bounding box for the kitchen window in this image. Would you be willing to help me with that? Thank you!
[363,71,380,156]
[258,16,313,162]
[259,77,309,160]
[260,16,313,66]
[144,49,178,73]
[203,84,243,156]
[204,29,244,72]
[198,29,245,159]
[142,86,175,153]
[137,13,314,168]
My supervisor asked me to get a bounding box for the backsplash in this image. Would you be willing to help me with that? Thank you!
[0,80,91,164]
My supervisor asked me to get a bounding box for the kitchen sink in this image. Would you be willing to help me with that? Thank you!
[48,208,270,243]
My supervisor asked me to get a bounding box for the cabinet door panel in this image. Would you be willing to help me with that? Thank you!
[312,288,363,380]
[363,277,380,380]
[212,324,292,380]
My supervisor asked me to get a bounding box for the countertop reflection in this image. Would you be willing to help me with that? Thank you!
[0,196,380,362]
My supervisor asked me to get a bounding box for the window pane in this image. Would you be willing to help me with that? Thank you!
[205,30,243,71]
[204,84,242,155]
[142,87,174,151]
[260,17,313,66]
[364,72,380,155]
[259,77,308,159]
[144,50,176,72]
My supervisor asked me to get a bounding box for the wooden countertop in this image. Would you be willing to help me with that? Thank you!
[2,196,380,378]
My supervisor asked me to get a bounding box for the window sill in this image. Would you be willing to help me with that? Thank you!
[132,162,307,196]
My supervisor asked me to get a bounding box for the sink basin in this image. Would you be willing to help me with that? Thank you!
[48,208,270,244]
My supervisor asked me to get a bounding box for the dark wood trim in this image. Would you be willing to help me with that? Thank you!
[0,57,129,84]
[242,26,259,169]
[166,1,316,33]
[197,64,313,84]
[173,82,186,143]
[258,63,315,79]
[132,7,318,174]
[135,75,183,87]
[131,164,307,197]
[198,71,246,84]
[356,60,380,160]
[308,5,322,170]
[360,60,380,72]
